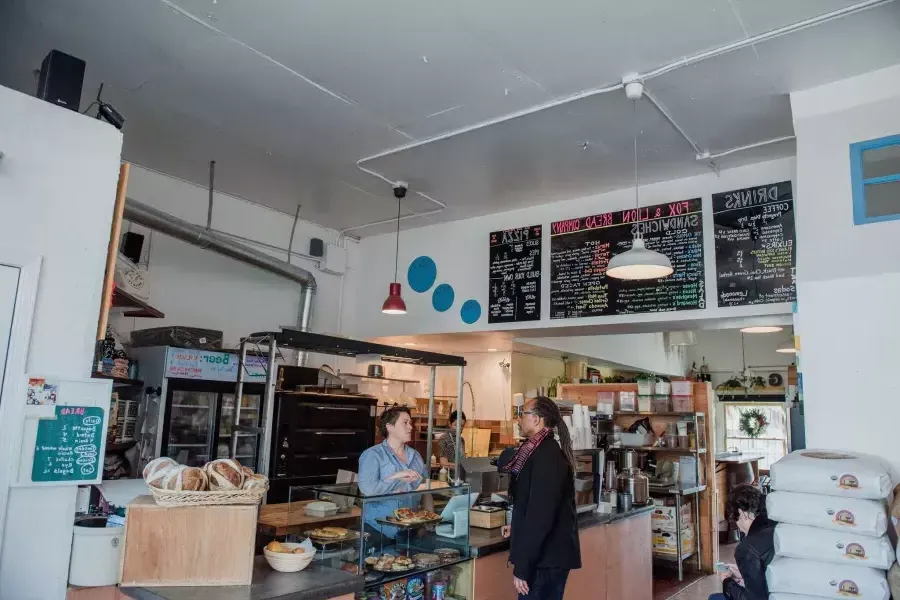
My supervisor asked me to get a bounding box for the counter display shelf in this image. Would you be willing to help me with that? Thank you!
[287,481,475,598]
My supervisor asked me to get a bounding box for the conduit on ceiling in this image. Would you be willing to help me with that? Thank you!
[351,0,894,232]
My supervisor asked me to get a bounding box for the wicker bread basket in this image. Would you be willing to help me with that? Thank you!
[149,484,268,507]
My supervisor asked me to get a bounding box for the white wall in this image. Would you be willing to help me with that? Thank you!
[526,332,686,376]
[350,158,796,355]
[791,64,900,475]
[114,166,357,350]
[0,85,123,599]
[686,329,796,388]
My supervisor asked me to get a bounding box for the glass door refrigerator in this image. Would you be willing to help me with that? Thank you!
[131,346,268,472]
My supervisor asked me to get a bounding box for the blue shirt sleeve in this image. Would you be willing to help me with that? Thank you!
[358,447,408,495]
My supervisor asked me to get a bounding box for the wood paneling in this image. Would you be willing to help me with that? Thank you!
[565,524,608,599]
[66,587,128,600]
[120,496,257,587]
[606,513,653,600]
[693,382,718,571]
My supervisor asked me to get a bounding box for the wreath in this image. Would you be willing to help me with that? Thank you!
[739,408,768,438]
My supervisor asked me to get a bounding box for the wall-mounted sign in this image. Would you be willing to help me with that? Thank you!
[713,181,796,307]
[164,348,267,382]
[31,406,104,483]
[489,225,542,323]
[550,199,705,318]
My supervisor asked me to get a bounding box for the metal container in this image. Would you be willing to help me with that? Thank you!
[617,468,650,506]
[617,491,633,513]
[604,461,617,490]
[367,364,384,378]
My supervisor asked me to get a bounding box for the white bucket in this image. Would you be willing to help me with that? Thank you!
[69,517,124,587]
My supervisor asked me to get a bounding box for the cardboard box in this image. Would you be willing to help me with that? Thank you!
[651,503,693,533]
[652,526,695,556]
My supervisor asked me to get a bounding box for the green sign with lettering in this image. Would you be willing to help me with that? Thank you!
[32,406,104,483]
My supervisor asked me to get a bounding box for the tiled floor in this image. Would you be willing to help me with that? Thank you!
[656,543,736,600]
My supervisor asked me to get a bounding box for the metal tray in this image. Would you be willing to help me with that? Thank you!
[374,516,442,530]
[304,529,365,545]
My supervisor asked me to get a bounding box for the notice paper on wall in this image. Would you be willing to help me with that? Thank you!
[16,376,111,487]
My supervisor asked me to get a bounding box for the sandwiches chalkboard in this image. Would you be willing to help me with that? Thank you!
[550,199,705,318]
[489,225,542,323]
[713,181,796,307]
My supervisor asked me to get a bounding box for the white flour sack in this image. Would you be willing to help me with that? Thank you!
[767,556,889,599]
[770,449,893,500]
[771,595,862,600]
[774,523,895,570]
[767,491,888,537]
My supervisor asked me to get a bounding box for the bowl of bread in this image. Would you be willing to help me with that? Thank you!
[143,457,269,507]
[263,541,315,573]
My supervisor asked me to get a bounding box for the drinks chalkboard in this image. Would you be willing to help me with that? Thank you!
[550,199,705,318]
[713,181,796,307]
[489,225,542,323]
[32,406,104,483]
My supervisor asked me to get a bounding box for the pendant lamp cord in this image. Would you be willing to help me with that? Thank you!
[393,195,401,282]
[633,99,641,240]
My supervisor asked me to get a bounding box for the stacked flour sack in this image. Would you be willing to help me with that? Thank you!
[766,449,893,600]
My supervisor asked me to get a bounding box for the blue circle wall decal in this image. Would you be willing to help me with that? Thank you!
[432,284,455,312]
[460,299,482,324]
[407,256,437,293]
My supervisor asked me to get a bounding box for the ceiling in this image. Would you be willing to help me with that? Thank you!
[1,1,899,235]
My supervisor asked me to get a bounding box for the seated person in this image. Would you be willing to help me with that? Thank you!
[711,484,776,600]
[438,410,467,469]
[357,406,430,540]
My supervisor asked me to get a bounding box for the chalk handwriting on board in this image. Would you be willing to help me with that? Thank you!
[32,406,104,483]
[489,225,542,323]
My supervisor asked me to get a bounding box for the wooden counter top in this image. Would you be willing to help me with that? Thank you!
[258,501,361,537]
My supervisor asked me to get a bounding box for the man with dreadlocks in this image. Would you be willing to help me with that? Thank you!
[499,396,581,599]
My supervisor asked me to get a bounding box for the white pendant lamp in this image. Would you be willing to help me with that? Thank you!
[606,80,673,281]
[740,326,783,334]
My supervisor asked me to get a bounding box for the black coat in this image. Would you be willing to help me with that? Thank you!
[723,514,777,600]
[508,435,581,582]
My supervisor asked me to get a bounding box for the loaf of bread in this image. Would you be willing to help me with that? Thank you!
[242,473,268,490]
[241,465,254,478]
[143,457,177,488]
[203,458,245,490]
[160,465,208,491]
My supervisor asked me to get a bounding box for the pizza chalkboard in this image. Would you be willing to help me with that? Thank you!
[32,406,104,483]
[713,181,796,307]
[550,199,705,318]
[489,225,542,323]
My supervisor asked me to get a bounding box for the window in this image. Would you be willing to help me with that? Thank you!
[850,134,900,225]
[723,403,788,470]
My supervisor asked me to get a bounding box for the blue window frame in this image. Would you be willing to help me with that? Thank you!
[850,134,900,225]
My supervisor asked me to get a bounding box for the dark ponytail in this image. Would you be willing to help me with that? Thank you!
[531,396,576,474]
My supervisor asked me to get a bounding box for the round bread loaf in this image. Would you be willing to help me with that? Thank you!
[242,473,268,490]
[203,458,244,490]
[179,466,208,491]
[161,465,188,490]
[143,457,177,488]
[241,465,254,478]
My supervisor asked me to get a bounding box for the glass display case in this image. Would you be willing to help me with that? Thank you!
[287,481,475,599]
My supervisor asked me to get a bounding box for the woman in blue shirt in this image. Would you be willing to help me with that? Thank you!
[358,406,428,539]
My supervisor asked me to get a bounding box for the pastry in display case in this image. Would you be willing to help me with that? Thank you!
[287,482,475,598]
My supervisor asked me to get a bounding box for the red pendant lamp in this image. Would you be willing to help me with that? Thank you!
[382,183,407,315]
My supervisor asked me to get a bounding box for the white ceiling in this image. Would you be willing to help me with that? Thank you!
[1,0,899,235]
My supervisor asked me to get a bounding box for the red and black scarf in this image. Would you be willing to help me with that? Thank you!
[500,427,551,475]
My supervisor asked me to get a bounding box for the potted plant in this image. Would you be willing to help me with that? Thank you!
[636,372,656,395]
[656,375,672,396]
[716,376,745,393]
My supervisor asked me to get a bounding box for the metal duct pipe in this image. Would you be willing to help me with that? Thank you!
[123,197,318,339]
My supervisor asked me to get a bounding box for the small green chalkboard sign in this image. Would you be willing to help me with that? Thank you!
[31,406,104,483]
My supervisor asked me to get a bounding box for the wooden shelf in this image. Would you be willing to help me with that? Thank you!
[112,286,165,318]
[91,372,144,388]
[613,412,705,418]
[339,373,420,384]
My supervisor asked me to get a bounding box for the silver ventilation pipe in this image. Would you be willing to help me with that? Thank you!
[122,198,317,349]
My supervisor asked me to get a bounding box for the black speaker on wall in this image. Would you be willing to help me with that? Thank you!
[309,238,325,258]
[37,50,85,112]
[121,232,145,264]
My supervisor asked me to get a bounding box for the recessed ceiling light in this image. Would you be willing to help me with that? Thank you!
[403,342,417,347]
[776,339,797,354]
[487,348,498,352]
[740,326,783,334]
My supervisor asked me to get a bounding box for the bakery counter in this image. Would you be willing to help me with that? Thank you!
[121,558,363,600]
[471,505,655,558]
[472,505,654,600]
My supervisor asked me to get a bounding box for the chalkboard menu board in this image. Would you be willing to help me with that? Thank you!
[489,225,542,323]
[550,199,705,318]
[32,406,104,483]
[713,181,796,307]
